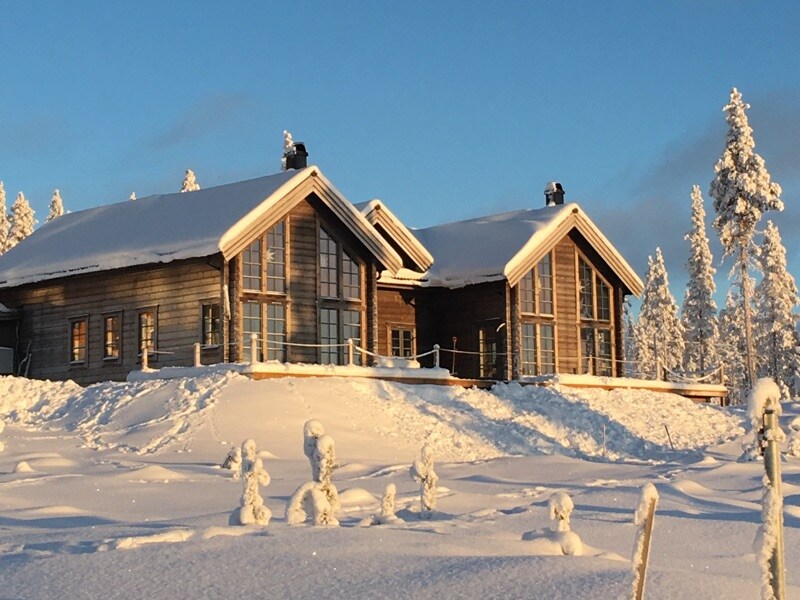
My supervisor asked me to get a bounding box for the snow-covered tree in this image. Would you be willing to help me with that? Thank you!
[8,192,36,249]
[719,288,749,404]
[410,444,438,519]
[233,438,271,526]
[46,189,64,222]
[681,185,720,374]
[622,297,637,377]
[303,419,324,480]
[634,248,685,378]
[180,169,200,193]
[754,221,800,398]
[286,481,337,526]
[548,491,574,533]
[313,433,340,517]
[0,182,10,255]
[710,88,783,389]
[360,483,403,527]
[129,192,136,201]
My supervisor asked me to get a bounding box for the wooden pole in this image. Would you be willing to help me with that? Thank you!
[632,484,659,600]
[763,407,786,599]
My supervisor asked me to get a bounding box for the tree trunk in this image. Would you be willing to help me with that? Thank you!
[741,256,756,389]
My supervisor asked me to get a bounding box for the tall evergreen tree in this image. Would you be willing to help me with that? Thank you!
[709,88,783,389]
[681,185,720,374]
[8,192,36,249]
[0,182,10,255]
[622,296,637,377]
[634,248,685,378]
[718,288,748,404]
[754,221,800,397]
[180,169,200,192]
[46,188,64,222]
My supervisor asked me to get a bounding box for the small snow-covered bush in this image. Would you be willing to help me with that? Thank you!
[287,425,340,526]
[521,491,582,556]
[303,419,325,480]
[410,444,438,519]
[742,378,782,461]
[360,483,403,527]
[233,439,271,526]
[548,491,574,533]
[286,481,338,526]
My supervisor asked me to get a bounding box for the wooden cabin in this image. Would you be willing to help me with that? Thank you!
[0,164,642,385]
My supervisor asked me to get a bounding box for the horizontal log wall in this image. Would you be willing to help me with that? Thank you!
[0,257,223,385]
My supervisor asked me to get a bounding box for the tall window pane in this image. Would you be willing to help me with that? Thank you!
[519,271,534,314]
[319,229,338,297]
[597,328,613,376]
[579,259,594,319]
[521,322,537,375]
[580,327,595,374]
[138,311,155,357]
[266,221,286,293]
[342,251,360,300]
[538,254,554,315]
[266,303,286,361]
[342,309,362,365]
[70,318,87,364]
[103,315,121,359]
[320,308,339,364]
[243,239,262,291]
[540,324,556,374]
[596,278,611,322]
[202,304,221,346]
[243,302,262,361]
[478,326,497,378]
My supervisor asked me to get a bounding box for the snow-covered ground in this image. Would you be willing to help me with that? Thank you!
[0,372,797,599]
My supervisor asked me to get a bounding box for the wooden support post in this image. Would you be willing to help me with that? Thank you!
[763,407,786,600]
[347,338,354,366]
[250,333,258,365]
[632,483,659,600]
[194,342,201,367]
[141,342,148,370]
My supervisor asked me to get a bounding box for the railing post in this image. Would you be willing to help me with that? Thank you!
[141,342,148,370]
[194,342,201,367]
[250,333,258,365]
[433,344,440,368]
[347,338,354,366]
[763,406,787,599]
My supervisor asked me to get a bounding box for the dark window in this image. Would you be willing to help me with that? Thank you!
[320,307,339,364]
[579,259,594,319]
[578,256,614,375]
[478,325,498,378]
[242,239,262,291]
[520,271,535,314]
[138,310,156,360]
[103,314,121,360]
[266,303,286,361]
[70,318,88,364]
[343,309,362,365]
[266,221,286,294]
[319,228,339,298]
[521,322,556,376]
[390,328,414,358]
[342,250,360,300]
[519,252,553,315]
[202,303,221,346]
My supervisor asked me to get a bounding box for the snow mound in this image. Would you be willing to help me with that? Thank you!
[0,374,744,463]
[120,465,188,482]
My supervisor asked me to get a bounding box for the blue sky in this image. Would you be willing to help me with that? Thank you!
[1,2,799,298]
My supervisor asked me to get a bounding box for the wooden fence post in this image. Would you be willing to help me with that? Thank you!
[632,483,659,600]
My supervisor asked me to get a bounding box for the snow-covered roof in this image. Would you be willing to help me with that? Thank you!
[0,167,403,289]
[411,203,644,294]
[356,199,434,272]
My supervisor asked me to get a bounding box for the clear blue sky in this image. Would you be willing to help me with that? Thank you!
[1,2,799,298]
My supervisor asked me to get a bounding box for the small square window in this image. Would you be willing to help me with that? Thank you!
[202,303,221,347]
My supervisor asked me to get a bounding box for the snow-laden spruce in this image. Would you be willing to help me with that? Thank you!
[634,248,684,378]
[681,185,719,374]
[286,423,340,526]
[0,182,11,255]
[622,297,637,376]
[719,288,749,404]
[410,444,438,519]
[359,483,403,527]
[180,169,200,193]
[631,483,659,599]
[710,88,783,389]
[8,192,36,250]
[232,438,271,526]
[46,189,64,223]
[754,221,800,399]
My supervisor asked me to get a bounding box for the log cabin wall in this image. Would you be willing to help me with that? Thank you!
[0,257,224,385]
[376,285,417,358]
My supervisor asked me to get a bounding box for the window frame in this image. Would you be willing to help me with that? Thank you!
[137,307,158,363]
[520,321,556,376]
[519,251,555,317]
[239,219,289,296]
[68,315,89,366]
[102,311,122,362]
[389,325,415,358]
[201,302,222,348]
[576,253,615,375]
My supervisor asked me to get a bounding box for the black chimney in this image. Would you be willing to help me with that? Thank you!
[544,181,564,206]
[283,142,308,170]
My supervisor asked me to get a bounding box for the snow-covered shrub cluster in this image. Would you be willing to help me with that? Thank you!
[286,420,340,526]
[231,438,271,526]
[410,444,438,519]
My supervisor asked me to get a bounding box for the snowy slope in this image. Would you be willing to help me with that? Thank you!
[0,374,796,600]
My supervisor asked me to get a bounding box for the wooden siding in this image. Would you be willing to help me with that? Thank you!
[553,236,579,374]
[0,257,223,385]
[376,285,417,357]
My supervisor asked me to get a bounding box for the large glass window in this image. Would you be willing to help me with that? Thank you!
[519,252,554,316]
[478,325,498,378]
[578,257,614,375]
[70,317,87,365]
[521,322,556,376]
[342,251,360,300]
[521,322,537,375]
[579,259,594,319]
[266,303,286,361]
[320,308,339,364]
[242,301,262,361]
[319,228,339,298]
